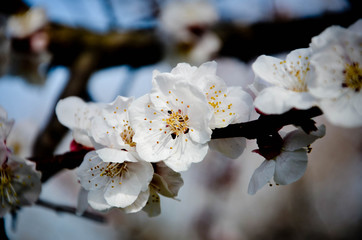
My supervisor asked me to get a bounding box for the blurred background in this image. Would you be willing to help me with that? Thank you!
[0,0,361,239]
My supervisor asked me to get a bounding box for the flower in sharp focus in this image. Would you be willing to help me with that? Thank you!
[248,125,326,195]
[252,48,318,114]
[153,61,253,158]
[77,150,153,213]
[129,77,213,172]
[0,106,41,216]
[56,96,105,148]
[308,20,362,127]
[143,162,184,217]
[90,96,136,152]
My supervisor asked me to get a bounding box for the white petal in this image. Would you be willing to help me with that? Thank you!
[252,55,286,87]
[88,188,111,211]
[123,189,150,213]
[226,87,253,124]
[142,187,161,217]
[163,136,209,172]
[77,151,109,190]
[283,125,326,151]
[208,137,246,159]
[309,45,348,99]
[96,148,132,163]
[56,96,85,129]
[319,94,362,128]
[311,26,348,49]
[76,187,89,215]
[254,87,317,114]
[274,149,308,185]
[126,160,154,192]
[153,162,184,197]
[247,160,275,195]
[91,96,134,149]
[348,19,362,33]
[104,170,142,208]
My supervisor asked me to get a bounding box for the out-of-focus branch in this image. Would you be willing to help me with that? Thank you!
[36,199,106,223]
[211,107,323,140]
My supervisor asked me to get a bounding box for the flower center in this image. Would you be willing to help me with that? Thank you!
[120,124,136,147]
[0,165,19,207]
[101,162,127,178]
[165,109,189,139]
[342,62,362,92]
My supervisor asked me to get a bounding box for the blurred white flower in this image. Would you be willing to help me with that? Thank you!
[309,20,362,128]
[77,150,153,213]
[248,125,325,195]
[56,96,105,148]
[159,0,220,65]
[160,0,218,42]
[154,61,253,158]
[0,106,41,217]
[0,106,14,141]
[252,48,318,114]
[6,8,47,39]
[129,76,213,172]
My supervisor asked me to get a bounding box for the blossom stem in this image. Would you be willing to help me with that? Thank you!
[211,107,323,139]
[35,199,106,223]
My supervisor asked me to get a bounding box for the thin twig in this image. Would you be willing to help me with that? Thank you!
[35,199,106,223]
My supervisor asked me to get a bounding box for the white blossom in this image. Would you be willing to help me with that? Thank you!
[152,61,253,158]
[0,106,41,216]
[56,96,105,148]
[90,96,136,152]
[309,21,362,127]
[252,48,318,114]
[129,76,213,172]
[248,125,325,195]
[76,96,154,213]
[77,150,153,213]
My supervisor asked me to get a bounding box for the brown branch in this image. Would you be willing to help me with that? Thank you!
[28,150,88,182]
[36,199,106,223]
[211,107,323,140]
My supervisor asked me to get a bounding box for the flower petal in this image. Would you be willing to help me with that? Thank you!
[283,125,326,151]
[104,170,142,208]
[208,137,246,159]
[255,87,317,114]
[123,189,150,213]
[274,149,308,185]
[247,160,275,195]
[87,188,111,211]
[142,187,161,217]
[96,148,133,163]
[153,162,184,197]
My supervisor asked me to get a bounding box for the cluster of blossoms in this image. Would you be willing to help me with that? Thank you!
[252,19,362,127]
[0,106,41,217]
[55,19,361,216]
[56,61,252,216]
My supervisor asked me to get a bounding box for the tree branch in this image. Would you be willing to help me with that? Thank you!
[28,150,88,182]
[36,199,106,223]
[211,107,323,140]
